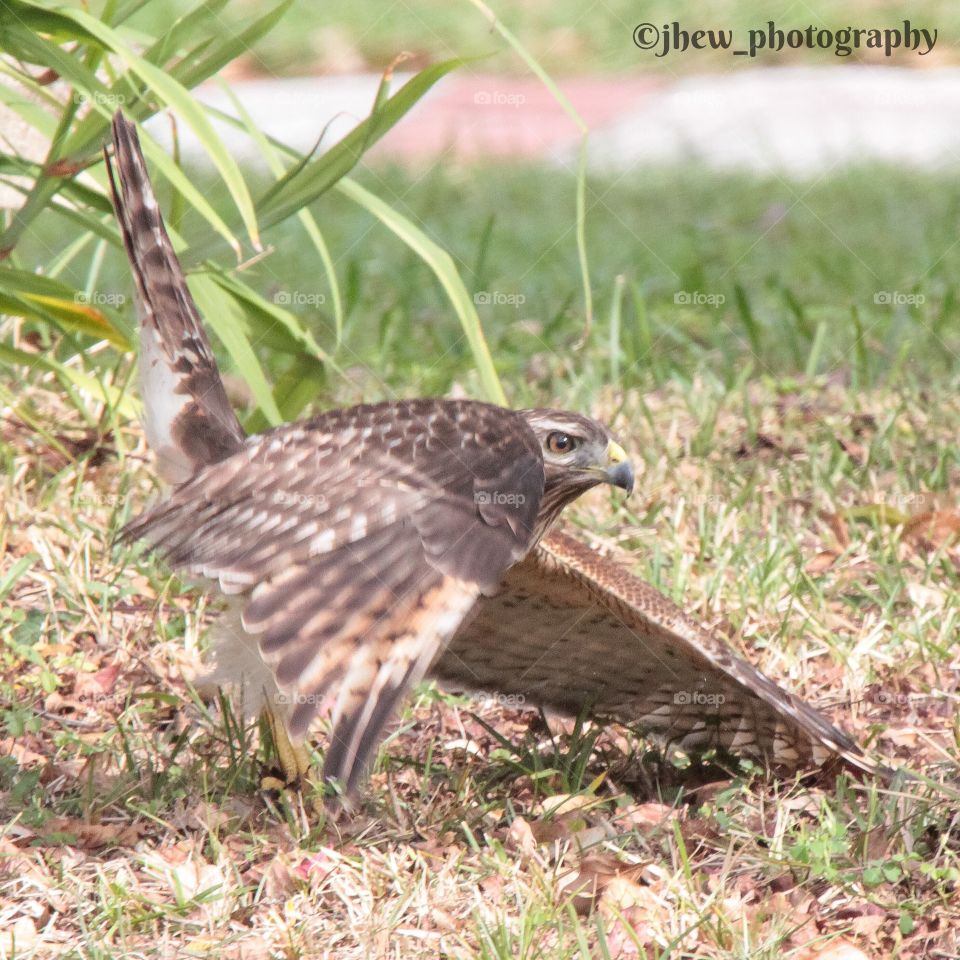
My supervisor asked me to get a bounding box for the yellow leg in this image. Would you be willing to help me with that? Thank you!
[260,706,313,791]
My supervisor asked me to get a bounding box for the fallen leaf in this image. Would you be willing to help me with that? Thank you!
[74,663,121,704]
[797,938,870,960]
[557,854,644,915]
[39,818,145,849]
[2,917,38,954]
[907,582,947,610]
[806,550,839,575]
[903,510,960,549]
[851,913,886,938]
[826,511,850,549]
[505,817,536,858]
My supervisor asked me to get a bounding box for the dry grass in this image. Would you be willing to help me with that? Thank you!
[2,368,960,959]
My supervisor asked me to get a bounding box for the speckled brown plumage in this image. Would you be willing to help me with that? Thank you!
[439,530,886,778]
[106,111,887,801]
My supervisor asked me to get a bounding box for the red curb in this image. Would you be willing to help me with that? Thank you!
[374,73,661,162]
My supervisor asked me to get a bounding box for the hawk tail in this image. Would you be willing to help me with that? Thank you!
[105,111,245,484]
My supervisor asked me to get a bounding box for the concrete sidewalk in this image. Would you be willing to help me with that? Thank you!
[152,65,960,176]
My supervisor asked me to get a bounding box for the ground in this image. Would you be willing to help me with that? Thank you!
[2,365,959,958]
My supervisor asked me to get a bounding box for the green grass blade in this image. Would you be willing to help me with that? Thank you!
[62,7,261,254]
[187,274,284,425]
[0,268,130,348]
[465,0,594,337]
[0,343,139,418]
[337,176,505,405]
[234,59,468,242]
[219,82,345,349]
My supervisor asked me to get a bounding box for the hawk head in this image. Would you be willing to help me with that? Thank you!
[521,409,634,535]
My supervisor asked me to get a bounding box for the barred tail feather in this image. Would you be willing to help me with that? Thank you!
[105,112,245,483]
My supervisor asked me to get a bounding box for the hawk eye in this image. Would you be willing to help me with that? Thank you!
[546,431,578,455]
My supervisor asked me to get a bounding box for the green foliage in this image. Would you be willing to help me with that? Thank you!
[0,0,505,423]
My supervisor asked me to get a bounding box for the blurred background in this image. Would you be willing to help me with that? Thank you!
[9,0,959,410]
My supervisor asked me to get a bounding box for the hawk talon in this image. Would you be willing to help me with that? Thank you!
[262,706,314,787]
[258,770,287,796]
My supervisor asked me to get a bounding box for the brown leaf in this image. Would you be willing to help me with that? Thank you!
[796,939,870,960]
[837,438,867,464]
[505,817,537,858]
[903,510,960,549]
[558,854,644,915]
[806,550,839,575]
[1,917,38,954]
[74,663,121,702]
[40,817,145,849]
[850,913,886,939]
[826,511,850,548]
[599,876,667,957]
[616,802,676,832]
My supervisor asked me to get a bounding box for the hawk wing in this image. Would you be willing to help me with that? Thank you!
[124,398,546,794]
[106,113,245,483]
[436,529,887,779]
[107,112,548,795]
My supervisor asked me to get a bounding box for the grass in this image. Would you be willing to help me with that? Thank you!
[3,159,960,957]
[106,0,960,76]
[23,162,960,401]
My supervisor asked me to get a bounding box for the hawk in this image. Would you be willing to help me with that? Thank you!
[105,113,885,803]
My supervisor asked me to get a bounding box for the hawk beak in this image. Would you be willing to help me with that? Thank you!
[604,440,634,494]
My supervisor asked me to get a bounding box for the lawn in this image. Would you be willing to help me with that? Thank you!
[2,149,960,957]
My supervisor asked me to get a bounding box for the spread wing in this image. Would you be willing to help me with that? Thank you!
[124,398,546,794]
[436,529,888,778]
